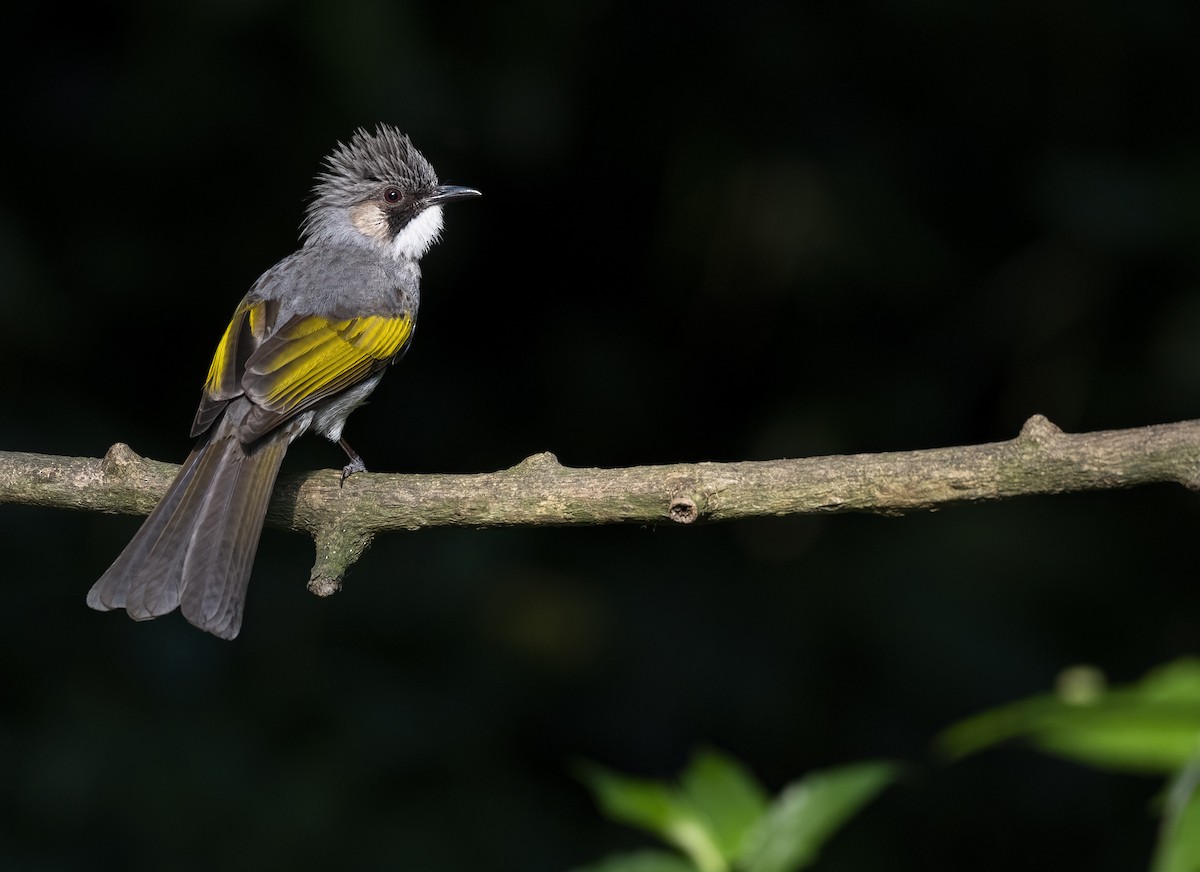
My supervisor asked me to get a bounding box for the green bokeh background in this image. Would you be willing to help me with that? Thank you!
[3,2,1200,869]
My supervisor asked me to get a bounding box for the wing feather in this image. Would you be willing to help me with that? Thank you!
[190,298,413,445]
[238,312,414,441]
[191,299,280,437]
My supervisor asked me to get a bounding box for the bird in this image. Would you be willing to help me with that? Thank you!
[87,125,480,640]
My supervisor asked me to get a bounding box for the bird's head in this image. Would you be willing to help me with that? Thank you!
[302,125,480,259]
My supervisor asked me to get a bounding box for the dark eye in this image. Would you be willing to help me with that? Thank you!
[383,186,403,204]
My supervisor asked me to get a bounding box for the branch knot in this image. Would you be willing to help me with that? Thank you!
[102,442,142,473]
[514,451,561,470]
[668,495,699,524]
[1019,414,1063,447]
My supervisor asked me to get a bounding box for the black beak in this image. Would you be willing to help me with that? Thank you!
[426,184,482,206]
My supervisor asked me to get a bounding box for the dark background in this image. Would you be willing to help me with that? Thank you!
[3,1,1200,869]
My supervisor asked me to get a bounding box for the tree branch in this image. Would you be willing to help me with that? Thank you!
[4,414,1199,592]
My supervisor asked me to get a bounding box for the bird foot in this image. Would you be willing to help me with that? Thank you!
[340,456,367,486]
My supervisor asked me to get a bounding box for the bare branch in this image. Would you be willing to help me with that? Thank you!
[4,414,1199,591]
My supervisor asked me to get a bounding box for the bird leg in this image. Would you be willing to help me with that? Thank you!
[338,438,368,485]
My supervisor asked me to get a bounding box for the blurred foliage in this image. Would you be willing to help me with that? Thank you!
[3,0,1200,869]
[940,660,1200,871]
[1155,756,1200,872]
[940,660,1200,773]
[573,749,901,872]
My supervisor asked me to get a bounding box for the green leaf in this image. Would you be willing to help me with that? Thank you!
[939,660,1200,774]
[576,762,727,872]
[569,849,701,872]
[737,760,903,872]
[680,748,770,860]
[1032,710,1200,773]
[1152,754,1200,872]
[1140,660,1200,702]
[576,762,680,835]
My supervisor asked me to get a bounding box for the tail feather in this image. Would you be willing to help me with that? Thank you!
[180,435,288,639]
[86,444,210,616]
[123,439,232,620]
[87,425,291,640]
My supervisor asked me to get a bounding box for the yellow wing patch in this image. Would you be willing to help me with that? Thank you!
[243,312,414,415]
[202,299,275,401]
[202,307,243,400]
[193,299,279,437]
[192,302,412,442]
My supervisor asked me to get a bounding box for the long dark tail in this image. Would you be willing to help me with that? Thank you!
[87,427,290,640]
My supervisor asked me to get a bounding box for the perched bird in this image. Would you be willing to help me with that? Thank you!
[87,125,480,640]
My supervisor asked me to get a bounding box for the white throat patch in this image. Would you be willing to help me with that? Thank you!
[391,205,444,260]
[345,202,445,260]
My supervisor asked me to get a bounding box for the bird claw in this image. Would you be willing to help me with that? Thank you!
[340,456,367,487]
